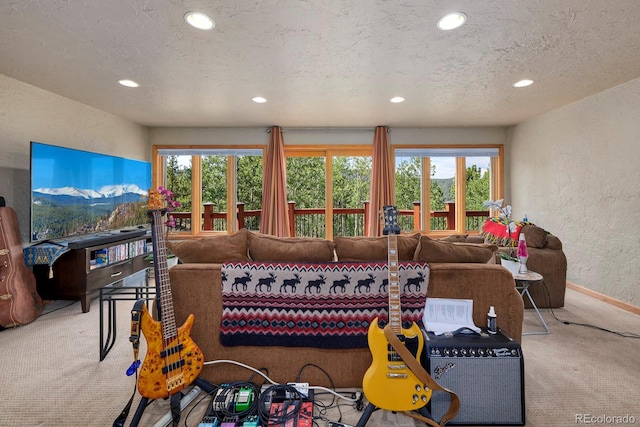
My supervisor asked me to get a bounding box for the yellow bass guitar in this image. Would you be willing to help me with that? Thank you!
[137,189,203,400]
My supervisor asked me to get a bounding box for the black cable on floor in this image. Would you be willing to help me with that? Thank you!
[541,280,640,339]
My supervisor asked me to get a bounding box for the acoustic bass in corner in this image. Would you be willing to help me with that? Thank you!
[0,206,43,328]
[362,205,432,412]
[136,189,203,399]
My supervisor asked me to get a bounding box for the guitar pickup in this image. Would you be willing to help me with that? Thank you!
[387,363,407,370]
[160,343,184,358]
[162,358,185,374]
[386,373,408,378]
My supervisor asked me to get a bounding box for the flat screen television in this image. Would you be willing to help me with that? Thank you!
[30,142,152,243]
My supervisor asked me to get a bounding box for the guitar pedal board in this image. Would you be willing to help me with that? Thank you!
[199,383,315,427]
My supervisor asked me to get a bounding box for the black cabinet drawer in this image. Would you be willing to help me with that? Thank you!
[87,260,134,291]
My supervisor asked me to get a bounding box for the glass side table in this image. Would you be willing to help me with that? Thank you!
[98,268,155,360]
[512,271,550,336]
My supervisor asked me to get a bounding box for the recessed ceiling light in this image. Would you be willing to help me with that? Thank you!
[118,79,139,88]
[390,97,405,103]
[184,11,215,30]
[437,12,467,30]
[513,79,534,88]
[252,96,267,103]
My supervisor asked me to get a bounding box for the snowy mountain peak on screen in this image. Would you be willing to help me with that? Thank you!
[34,184,145,199]
[97,184,146,198]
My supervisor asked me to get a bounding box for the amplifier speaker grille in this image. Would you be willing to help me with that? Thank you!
[425,332,525,426]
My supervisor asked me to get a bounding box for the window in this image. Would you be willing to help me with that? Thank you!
[153,143,502,238]
[155,147,264,236]
[394,146,502,234]
[285,146,372,239]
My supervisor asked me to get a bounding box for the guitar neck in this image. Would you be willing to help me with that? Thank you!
[387,233,402,334]
[150,210,178,342]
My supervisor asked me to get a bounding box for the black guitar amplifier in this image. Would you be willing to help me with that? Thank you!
[423,330,525,425]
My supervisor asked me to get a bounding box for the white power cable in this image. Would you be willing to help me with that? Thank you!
[204,359,362,402]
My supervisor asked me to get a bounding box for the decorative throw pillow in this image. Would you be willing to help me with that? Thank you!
[438,234,469,243]
[334,234,420,261]
[414,235,497,263]
[247,232,336,262]
[166,228,250,263]
[480,217,532,247]
[520,225,547,249]
[544,234,563,250]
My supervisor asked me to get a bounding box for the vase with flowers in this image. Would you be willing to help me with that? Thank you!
[482,199,520,274]
[158,186,180,266]
[157,186,180,237]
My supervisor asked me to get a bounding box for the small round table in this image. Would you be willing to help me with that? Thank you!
[512,270,550,335]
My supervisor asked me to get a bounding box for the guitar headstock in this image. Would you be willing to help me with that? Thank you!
[382,205,401,236]
[148,188,164,212]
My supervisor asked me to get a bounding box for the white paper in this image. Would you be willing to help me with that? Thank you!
[422,298,481,335]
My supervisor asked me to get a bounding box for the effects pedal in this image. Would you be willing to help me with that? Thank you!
[242,415,259,427]
[198,417,220,427]
[235,386,254,412]
[326,422,353,427]
[286,382,309,398]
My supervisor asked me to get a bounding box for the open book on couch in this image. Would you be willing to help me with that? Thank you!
[422,298,481,335]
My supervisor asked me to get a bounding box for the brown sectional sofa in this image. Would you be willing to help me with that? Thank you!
[167,229,524,388]
[476,224,568,308]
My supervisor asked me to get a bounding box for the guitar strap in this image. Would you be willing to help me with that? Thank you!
[383,325,460,427]
[113,300,146,427]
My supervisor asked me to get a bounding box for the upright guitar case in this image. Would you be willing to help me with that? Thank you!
[0,203,43,328]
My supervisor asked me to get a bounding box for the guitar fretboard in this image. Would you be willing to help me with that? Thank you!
[151,210,178,344]
[387,233,402,334]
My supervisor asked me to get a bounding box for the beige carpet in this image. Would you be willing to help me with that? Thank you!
[1,287,638,427]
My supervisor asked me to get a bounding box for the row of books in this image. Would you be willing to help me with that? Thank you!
[90,240,150,269]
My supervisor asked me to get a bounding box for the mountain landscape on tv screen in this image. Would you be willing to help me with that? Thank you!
[32,184,149,241]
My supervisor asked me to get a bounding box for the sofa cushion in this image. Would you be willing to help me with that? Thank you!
[248,232,336,262]
[166,228,250,263]
[521,225,547,248]
[414,235,497,263]
[334,233,420,261]
[544,234,563,250]
[438,234,469,243]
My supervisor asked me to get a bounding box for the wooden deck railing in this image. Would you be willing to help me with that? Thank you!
[171,202,489,236]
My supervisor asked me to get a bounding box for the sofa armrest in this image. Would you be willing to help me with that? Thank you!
[428,263,524,342]
[169,263,224,366]
[525,247,567,308]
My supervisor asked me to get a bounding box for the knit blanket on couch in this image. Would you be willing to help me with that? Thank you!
[220,261,429,349]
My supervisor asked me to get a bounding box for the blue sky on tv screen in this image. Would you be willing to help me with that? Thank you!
[31,142,150,191]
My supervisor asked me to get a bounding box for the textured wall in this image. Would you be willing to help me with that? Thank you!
[149,126,507,147]
[0,75,149,242]
[508,77,640,308]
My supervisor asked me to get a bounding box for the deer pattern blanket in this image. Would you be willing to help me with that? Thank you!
[220,261,429,348]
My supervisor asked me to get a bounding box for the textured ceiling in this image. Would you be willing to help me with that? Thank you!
[1,0,639,128]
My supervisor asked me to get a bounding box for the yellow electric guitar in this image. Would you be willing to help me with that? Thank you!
[362,206,432,411]
[137,189,203,400]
